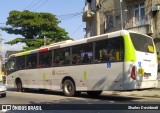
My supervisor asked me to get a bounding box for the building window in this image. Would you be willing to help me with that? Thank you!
[105,14,113,31]
[134,3,145,26]
[87,0,91,3]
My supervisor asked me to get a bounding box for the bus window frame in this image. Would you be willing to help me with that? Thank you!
[7,57,17,75]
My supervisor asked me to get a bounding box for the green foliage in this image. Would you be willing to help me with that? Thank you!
[1,10,71,51]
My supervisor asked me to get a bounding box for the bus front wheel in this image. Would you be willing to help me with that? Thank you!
[63,79,76,97]
[87,91,102,97]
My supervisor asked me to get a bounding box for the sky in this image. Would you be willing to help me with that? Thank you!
[0,0,85,59]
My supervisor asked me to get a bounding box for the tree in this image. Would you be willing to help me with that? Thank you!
[0,10,71,51]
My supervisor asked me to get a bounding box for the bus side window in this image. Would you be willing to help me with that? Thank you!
[26,53,37,69]
[95,36,124,62]
[9,60,15,70]
[72,43,93,65]
[7,57,17,74]
[95,41,111,62]
[17,56,25,70]
[54,47,70,66]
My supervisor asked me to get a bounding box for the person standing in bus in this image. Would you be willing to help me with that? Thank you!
[83,53,89,63]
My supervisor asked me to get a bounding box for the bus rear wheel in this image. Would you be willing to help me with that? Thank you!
[16,81,23,92]
[87,91,102,97]
[63,79,76,97]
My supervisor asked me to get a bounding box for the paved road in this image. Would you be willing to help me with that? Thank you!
[0,89,160,113]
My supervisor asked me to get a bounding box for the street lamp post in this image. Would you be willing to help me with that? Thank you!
[120,0,123,30]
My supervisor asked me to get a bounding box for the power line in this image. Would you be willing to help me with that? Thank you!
[27,0,42,10]
[70,23,84,36]
[57,12,83,18]
[59,14,82,21]
[57,11,83,21]
[33,0,49,11]
[24,0,37,10]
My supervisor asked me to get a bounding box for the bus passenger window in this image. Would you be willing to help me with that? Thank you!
[95,37,124,62]
[9,60,16,70]
[38,50,52,68]
[54,47,70,66]
[72,43,93,65]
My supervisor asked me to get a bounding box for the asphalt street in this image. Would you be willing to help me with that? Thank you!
[1,88,160,113]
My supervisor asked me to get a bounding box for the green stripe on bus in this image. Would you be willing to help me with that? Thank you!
[123,34,136,62]
[16,51,30,56]
[22,51,30,55]
[153,42,158,63]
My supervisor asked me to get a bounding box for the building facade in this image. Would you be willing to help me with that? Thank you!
[82,0,160,55]
[83,0,160,37]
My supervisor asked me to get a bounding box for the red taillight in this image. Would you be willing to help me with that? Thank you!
[131,66,136,80]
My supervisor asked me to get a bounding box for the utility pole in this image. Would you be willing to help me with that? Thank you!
[0,34,3,81]
[120,0,123,30]
[95,0,100,36]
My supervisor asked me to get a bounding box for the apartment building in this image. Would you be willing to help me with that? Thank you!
[83,0,160,37]
[82,0,160,55]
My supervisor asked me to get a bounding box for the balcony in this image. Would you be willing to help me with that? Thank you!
[82,3,94,22]
[82,10,94,22]
[124,15,153,35]
[126,24,153,35]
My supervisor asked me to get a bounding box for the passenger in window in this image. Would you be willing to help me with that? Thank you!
[65,60,70,65]
[101,49,109,61]
[73,56,78,64]
[37,61,44,68]
[19,63,23,69]
[58,57,64,66]
[47,58,52,66]
[109,49,117,61]
[32,62,37,68]
[59,60,64,65]
[52,60,57,66]
[27,62,32,68]
[83,54,89,63]
[38,62,41,68]
[102,54,110,61]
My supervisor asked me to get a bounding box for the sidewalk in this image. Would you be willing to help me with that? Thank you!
[103,88,160,98]
[103,82,160,98]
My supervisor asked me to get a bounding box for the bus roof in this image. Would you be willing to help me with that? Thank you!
[8,30,150,58]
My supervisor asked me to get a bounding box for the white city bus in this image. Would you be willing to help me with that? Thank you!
[6,30,158,97]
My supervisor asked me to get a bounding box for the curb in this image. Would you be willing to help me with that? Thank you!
[103,90,160,98]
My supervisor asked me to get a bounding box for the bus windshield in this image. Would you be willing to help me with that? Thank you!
[130,33,154,53]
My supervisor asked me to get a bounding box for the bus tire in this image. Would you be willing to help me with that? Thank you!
[87,91,102,97]
[16,80,23,92]
[63,79,76,97]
